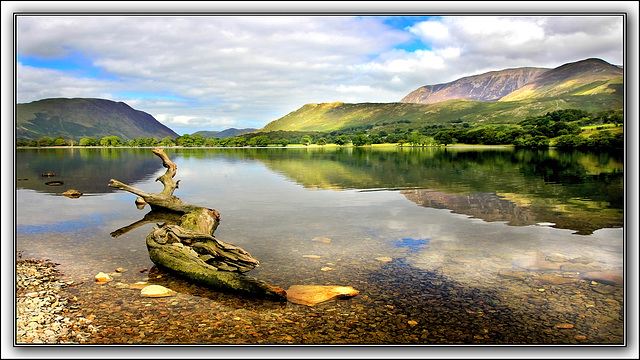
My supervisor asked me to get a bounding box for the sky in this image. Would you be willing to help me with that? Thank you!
[14,10,627,135]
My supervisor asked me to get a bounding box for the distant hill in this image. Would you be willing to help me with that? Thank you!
[400,67,549,104]
[261,58,624,133]
[192,128,257,139]
[499,58,623,101]
[16,98,179,141]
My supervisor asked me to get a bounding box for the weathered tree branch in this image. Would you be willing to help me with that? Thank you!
[108,148,286,301]
[108,149,215,217]
[151,148,180,197]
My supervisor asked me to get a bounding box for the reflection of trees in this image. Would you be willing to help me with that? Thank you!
[16,148,163,194]
[18,147,623,235]
[234,147,622,235]
[516,150,624,209]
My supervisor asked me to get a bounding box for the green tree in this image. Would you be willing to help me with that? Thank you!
[136,137,159,147]
[100,136,122,147]
[277,138,290,147]
[434,131,455,146]
[315,137,327,146]
[334,135,350,146]
[204,137,219,147]
[352,133,370,146]
[588,130,620,149]
[79,137,99,146]
[192,134,205,147]
[160,136,175,147]
[553,134,587,148]
[514,135,549,148]
[301,135,312,146]
[52,136,67,146]
[249,135,270,147]
[176,134,194,147]
[36,136,53,147]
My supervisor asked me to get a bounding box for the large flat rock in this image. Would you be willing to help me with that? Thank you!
[286,285,359,306]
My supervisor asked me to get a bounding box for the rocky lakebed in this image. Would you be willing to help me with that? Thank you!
[15,250,624,346]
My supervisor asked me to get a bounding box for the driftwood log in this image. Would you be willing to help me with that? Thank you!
[108,148,286,301]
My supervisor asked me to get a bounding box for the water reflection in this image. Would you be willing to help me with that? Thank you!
[16,148,164,194]
[15,147,625,344]
[16,147,623,236]
[193,147,623,235]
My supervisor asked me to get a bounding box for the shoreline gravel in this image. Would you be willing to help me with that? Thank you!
[15,258,95,344]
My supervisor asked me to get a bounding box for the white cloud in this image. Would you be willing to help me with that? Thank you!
[16,15,625,133]
[408,20,450,42]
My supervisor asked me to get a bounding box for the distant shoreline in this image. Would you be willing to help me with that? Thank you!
[15,143,516,150]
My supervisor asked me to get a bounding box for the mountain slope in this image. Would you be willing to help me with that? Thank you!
[499,58,623,101]
[261,94,622,133]
[16,98,179,141]
[400,67,549,104]
[262,58,624,133]
[192,128,257,139]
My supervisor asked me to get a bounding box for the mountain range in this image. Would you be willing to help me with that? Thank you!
[192,128,258,139]
[262,58,623,132]
[16,58,623,141]
[16,98,179,141]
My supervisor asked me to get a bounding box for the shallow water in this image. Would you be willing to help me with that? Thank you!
[15,147,625,345]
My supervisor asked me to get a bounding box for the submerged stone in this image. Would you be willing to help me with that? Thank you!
[129,281,150,289]
[512,257,560,271]
[286,285,359,306]
[140,285,176,297]
[94,272,112,282]
[498,271,527,281]
[535,273,577,285]
[580,271,623,286]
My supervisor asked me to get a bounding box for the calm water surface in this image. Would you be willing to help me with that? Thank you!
[15,147,625,345]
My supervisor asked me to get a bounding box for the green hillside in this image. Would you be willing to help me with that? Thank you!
[262,58,624,133]
[262,95,622,133]
[501,59,623,101]
[16,98,179,141]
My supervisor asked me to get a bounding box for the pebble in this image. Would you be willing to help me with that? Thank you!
[535,274,578,285]
[15,251,624,345]
[94,272,113,283]
[16,259,94,344]
[555,323,574,329]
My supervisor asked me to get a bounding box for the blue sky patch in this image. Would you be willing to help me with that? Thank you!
[17,50,118,80]
[18,219,93,235]
[382,16,438,53]
[395,237,430,252]
[17,213,105,235]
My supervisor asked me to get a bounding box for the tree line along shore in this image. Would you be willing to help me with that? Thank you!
[17,109,623,151]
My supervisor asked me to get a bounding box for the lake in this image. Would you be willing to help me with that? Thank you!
[15,146,625,345]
